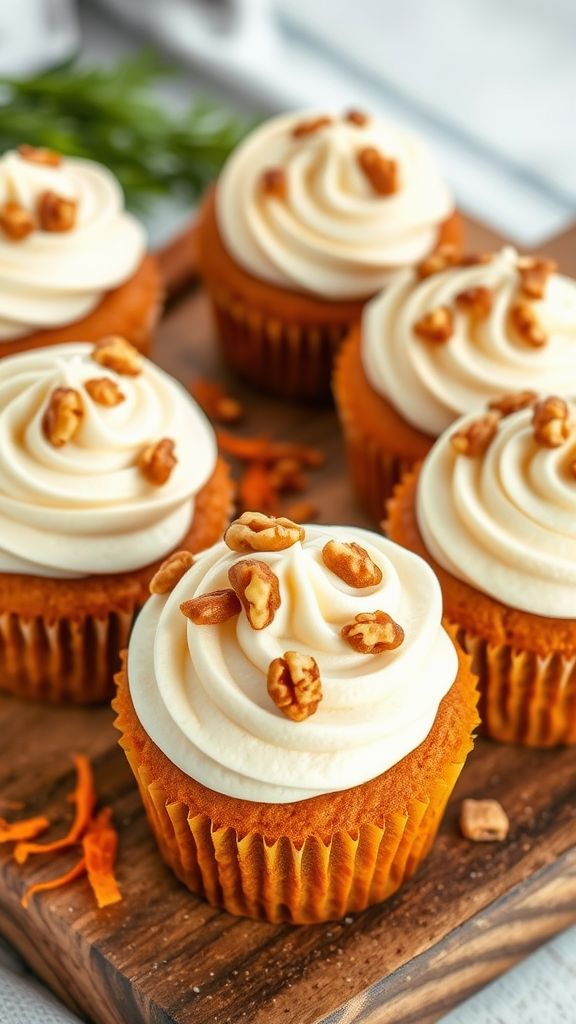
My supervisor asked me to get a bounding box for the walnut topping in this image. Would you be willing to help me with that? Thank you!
[292,116,332,139]
[92,336,142,376]
[267,651,322,722]
[341,612,404,654]
[413,306,454,343]
[180,589,241,625]
[261,167,287,199]
[460,798,509,842]
[228,559,281,630]
[18,144,62,167]
[37,190,77,232]
[149,550,195,595]
[84,377,125,407]
[488,390,538,417]
[345,109,368,126]
[510,301,547,348]
[532,396,571,448]
[517,255,557,300]
[416,244,461,279]
[138,439,177,485]
[455,286,493,320]
[451,411,501,457]
[0,202,34,241]
[322,540,383,588]
[224,511,305,553]
[42,387,83,447]
[357,147,399,196]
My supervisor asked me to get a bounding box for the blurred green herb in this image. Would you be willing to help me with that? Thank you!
[0,49,253,210]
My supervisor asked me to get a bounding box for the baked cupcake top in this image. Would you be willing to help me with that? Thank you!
[128,513,458,804]
[0,145,146,341]
[0,340,216,578]
[216,110,453,301]
[362,246,576,435]
[417,394,576,617]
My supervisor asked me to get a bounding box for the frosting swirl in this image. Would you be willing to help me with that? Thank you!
[0,150,146,340]
[363,246,576,436]
[0,344,216,578]
[216,110,453,300]
[417,402,576,617]
[128,526,458,803]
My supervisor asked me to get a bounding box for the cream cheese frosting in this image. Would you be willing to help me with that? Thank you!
[363,246,576,436]
[417,401,576,617]
[216,110,454,300]
[128,526,458,803]
[0,344,216,578]
[0,150,146,340]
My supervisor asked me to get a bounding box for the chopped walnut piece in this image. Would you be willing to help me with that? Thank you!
[92,336,142,376]
[225,511,305,553]
[413,306,454,343]
[357,147,398,196]
[532,396,571,448]
[149,550,195,595]
[180,589,241,625]
[267,651,322,722]
[18,144,62,167]
[228,559,281,630]
[460,798,509,842]
[322,540,382,588]
[261,167,287,199]
[0,202,34,241]
[488,390,538,417]
[345,109,368,126]
[416,244,461,279]
[455,286,493,320]
[517,256,557,300]
[84,377,125,407]
[510,301,547,348]
[451,411,501,457]
[138,439,177,486]
[341,611,404,654]
[42,387,83,447]
[292,116,332,139]
[37,190,77,232]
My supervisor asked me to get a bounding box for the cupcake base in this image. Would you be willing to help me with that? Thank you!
[388,470,576,747]
[0,255,162,359]
[198,189,462,403]
[113,632,478,924]
[0,459,233,705]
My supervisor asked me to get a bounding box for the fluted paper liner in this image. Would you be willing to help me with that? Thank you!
[113,633,479,924]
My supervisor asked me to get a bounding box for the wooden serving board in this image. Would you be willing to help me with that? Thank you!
[1,215,576,1024]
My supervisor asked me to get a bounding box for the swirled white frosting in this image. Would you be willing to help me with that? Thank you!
[363,246,576,436]
[417,403,576,617]
[0,344,216,578]
[216,110,453,300]
[0,150,146,340]
[128,526,458,803]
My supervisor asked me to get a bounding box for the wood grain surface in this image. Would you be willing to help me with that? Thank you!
[0,215,575,1024]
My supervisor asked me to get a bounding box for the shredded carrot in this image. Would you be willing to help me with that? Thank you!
[285,501,319,522]
[21,857,87,909]
[238,462,280,515]
[190,377,243,424]
[83,808,122,909]
[0,816,50,844]
[217,430,324,468]
[0,799,25,811]
[14,755,96,865]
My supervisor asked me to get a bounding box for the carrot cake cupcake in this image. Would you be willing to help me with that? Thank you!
[388,393,576,747]
[115,512,478,923]
[334,246,572,520]
[0,145,161,356]
[198,109,460,400]
[0,339,232,704]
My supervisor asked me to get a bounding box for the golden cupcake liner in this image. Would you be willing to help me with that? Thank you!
[0,608,135,705]
[461,630,576,747]
[207,284,353,402]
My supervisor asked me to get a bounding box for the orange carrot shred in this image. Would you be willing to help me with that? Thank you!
[21,857,87,909]
[14,755,96,865]
[0,816,50,844]
[190,378,243,424]
[83,808,122,909]
[217,430,324,468]
[238,462,280,515]
[0,799,25,811]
